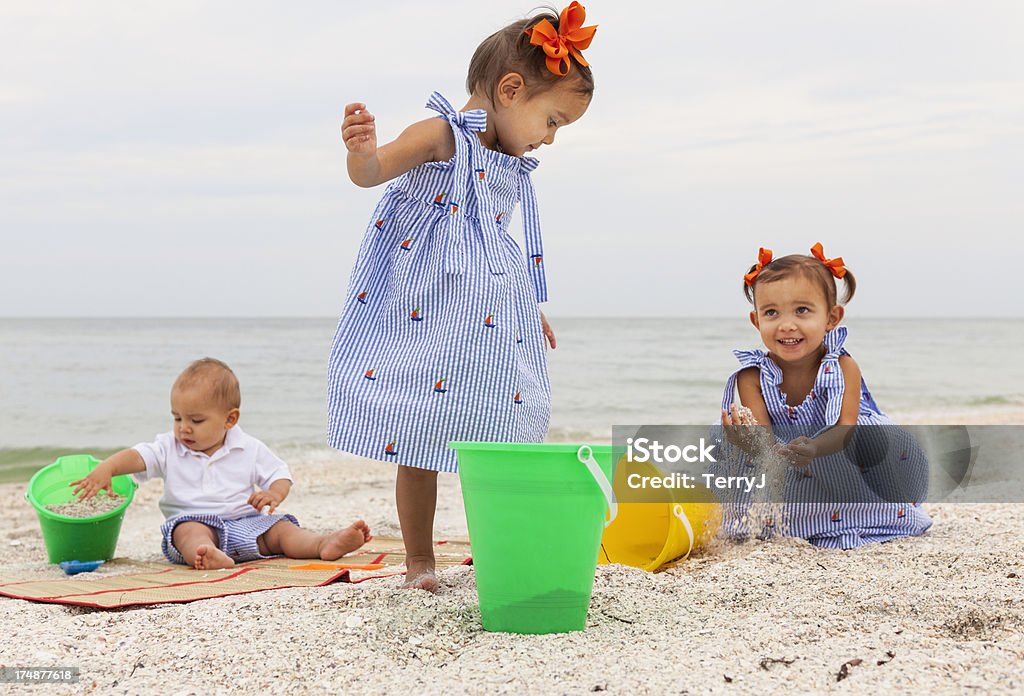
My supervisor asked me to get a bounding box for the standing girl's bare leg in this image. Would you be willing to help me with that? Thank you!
[396,465,439,592]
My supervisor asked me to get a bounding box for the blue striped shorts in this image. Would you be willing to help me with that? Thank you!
[160,513,301,565]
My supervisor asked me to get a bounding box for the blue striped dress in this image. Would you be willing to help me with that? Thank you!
[717,326,932,549]
[326,92,551,472]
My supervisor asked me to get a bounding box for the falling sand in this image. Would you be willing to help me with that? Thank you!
[729,405,790,539]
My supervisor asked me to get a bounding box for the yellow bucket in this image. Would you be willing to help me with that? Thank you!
[599,459,720,572]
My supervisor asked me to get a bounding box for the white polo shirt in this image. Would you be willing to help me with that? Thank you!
[133,426,292,521]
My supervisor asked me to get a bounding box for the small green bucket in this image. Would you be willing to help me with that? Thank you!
[25,454,137,564]
[450,442,616,634]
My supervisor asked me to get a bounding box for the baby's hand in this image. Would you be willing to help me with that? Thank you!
[69,470,113,500]
[248,489,284,515]
[342,103,377,156]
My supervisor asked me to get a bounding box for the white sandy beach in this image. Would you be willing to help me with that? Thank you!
[0,447,1022,696]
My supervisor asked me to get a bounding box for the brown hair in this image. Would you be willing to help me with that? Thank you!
[744,254,857,308]
[173,357,241,410]
[466,8,595,102]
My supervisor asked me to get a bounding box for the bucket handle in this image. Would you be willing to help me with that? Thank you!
[672,504,696,561]
[577,445,617,527]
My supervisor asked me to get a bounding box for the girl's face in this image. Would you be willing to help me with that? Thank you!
[750,274,844,365]
[492,75,591,157]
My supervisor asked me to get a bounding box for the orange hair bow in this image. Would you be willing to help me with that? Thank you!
[525,2,598,77]
[810,242,847,279]
[743,248,774,286]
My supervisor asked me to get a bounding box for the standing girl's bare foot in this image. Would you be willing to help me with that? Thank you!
[401,558,438,592]
[193,544,235,570]
[318,520,373,560]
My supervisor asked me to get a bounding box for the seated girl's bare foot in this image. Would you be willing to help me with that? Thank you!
[193,544,235,570]
[401,559,438,593]
[319,520,373,561]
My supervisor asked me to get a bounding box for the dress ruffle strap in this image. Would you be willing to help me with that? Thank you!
[425,92,548,302]
[425,91,488,132]
[818,326,848,426]
[722,349,768,411]
[733,348,766,369]
[425,92,495,275]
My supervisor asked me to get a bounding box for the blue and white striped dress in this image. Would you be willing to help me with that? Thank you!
[326,93,551,472]
[718,326,932,549]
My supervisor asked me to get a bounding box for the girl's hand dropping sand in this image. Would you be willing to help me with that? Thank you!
[778,436,816,468]
[720,403,767,453]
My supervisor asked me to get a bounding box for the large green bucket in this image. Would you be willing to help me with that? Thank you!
[450,442,616,634]
[25,454,137,564]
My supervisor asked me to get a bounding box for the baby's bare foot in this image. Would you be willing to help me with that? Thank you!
[401,558,438,593]
[319,520,373,560]
[193,544,235,570]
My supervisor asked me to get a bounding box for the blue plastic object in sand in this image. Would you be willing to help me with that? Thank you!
[59,560,105,575]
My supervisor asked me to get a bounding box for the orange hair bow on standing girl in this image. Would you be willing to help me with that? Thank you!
[526,2,598,76]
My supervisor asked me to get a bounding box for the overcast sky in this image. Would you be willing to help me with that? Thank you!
[1,1,1021,318]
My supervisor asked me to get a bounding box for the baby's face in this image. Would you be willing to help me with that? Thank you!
[170,385,238,456]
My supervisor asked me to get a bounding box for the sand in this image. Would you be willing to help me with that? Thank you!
[1,449,1022,695]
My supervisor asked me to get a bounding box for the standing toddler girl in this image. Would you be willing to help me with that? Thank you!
[327,4,597,589]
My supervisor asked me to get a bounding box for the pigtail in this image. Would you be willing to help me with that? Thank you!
[838,270,856,305]
[742,269,758,304]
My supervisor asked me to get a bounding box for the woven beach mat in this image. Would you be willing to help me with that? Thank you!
[0,537,471,609]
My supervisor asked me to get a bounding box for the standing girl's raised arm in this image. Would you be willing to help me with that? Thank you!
[342,103,456,188]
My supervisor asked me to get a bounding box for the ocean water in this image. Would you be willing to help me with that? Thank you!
[2,317,1022,480]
